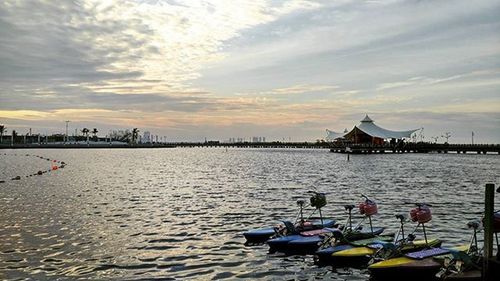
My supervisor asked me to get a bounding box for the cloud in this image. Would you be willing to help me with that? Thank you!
[1,0,499,142]
[236,84,339,96]
[0,0,320,100]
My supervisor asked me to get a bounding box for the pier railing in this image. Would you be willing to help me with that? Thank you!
[1,141,499,153]
[329,142,500,154]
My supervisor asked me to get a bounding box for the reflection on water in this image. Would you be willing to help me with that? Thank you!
[1,148,499,280]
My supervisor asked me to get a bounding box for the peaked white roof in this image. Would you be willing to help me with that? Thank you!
[355,115,419,139]
[325,129,344,140]
[361,115,373,122]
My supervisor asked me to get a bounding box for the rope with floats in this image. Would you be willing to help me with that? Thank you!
[0,153,66,183]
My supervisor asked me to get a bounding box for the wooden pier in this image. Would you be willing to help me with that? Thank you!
[1,141,499,154]
[329,143,500,154]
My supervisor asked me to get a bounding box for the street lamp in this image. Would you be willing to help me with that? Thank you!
[65,120,70,143]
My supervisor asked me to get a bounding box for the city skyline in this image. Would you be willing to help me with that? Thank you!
[1,1,499,143]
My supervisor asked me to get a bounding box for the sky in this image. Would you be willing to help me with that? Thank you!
[0,0,499,143]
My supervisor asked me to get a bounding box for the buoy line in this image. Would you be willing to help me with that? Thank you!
[0,153,67,183]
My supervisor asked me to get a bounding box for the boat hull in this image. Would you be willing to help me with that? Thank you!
[368,245,468,280]
[315,234,393,265]
[244,219,335,243]
[269,226,384,255]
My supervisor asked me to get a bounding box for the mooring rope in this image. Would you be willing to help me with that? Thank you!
[0,153,66,183]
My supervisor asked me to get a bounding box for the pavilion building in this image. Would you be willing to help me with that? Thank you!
[327,115,420,145]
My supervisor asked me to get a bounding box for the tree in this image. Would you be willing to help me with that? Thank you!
[81,128,90,136]
[91,128,98,141]
[81,128,90,143]
[0,124,5,144]
[131,128,139,144]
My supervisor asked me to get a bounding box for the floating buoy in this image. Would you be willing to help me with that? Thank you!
[1,154,67,181]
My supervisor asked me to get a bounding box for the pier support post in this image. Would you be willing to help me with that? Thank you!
[483,183,495,281]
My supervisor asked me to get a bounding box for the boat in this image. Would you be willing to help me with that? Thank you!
[315,196,389,264]
[244,192,335,244]
[315,235,394,265]
[267,226,338,254]
[243,218,336,243]
[433,220,484,280]
[330,204,442,265]
[368,245,469,280]
[268,191,342,254]
[270,195,386,255]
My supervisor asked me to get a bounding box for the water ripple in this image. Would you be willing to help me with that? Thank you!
[1,149,499,280]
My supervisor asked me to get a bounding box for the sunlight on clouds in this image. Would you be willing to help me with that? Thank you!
[237,84,339,96]
[0,110,50,120]
[77,0,321,94]
[1,0,499,142]
[420,100,500,114]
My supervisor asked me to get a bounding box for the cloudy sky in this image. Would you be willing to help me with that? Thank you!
[1,0,499,142]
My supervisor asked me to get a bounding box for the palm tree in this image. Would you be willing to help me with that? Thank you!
[91,128,98,141]
[81,128,90,143]
[132,128,139,144]
[0,124,5,144]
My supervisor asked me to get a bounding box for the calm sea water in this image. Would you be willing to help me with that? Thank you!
[1,148,499,280]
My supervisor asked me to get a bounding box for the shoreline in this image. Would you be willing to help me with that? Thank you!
[1,142,499,154]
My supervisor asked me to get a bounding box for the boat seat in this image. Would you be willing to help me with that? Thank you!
[300,228,331,236]
[344,204,355,211]
[405,247,450,259]
[282,221,298,234]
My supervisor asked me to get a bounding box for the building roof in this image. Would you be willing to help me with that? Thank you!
[361,115,373,122]
[325,129,344,141]
[355,115,420,139]
[326,115,420,140]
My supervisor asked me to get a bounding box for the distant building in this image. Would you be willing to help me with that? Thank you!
[251,136,266,143]
[143,131,151,143]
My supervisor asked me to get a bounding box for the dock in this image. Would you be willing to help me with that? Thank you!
[329,143,500,154]
[1,142,500,153]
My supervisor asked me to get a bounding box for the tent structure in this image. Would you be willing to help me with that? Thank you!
[325,129,348,141]
[327,115,420,145]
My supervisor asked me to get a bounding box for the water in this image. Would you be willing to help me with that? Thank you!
[1,148,499,280]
